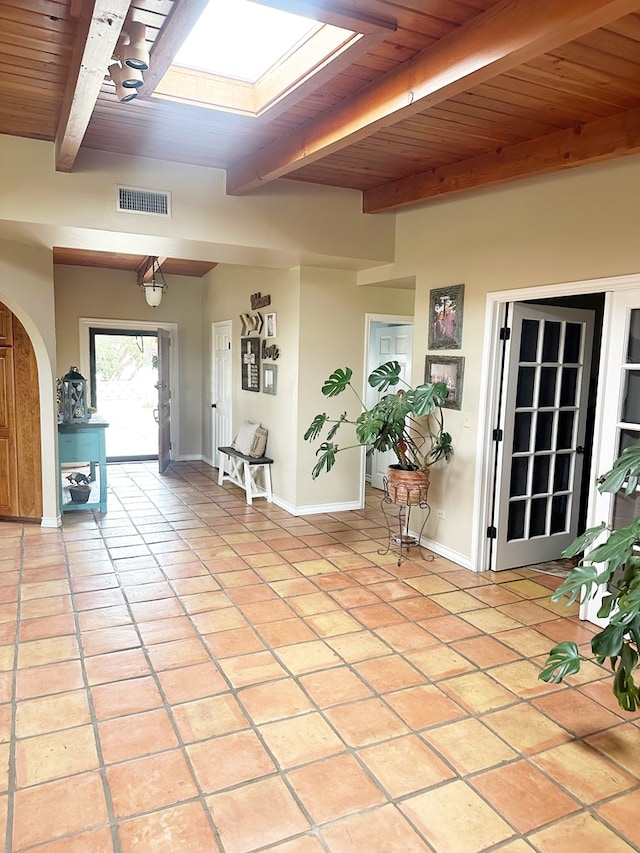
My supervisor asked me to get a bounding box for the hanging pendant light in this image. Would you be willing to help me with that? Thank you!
[139,256,168,307]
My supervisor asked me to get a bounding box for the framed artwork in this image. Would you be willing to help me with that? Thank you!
[241,336,260,392]
[262,363,277,395]
[425,355,464,410]
[428,283,464,349]
[265,312,277,338]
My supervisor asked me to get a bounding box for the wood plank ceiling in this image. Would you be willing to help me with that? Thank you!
[2,0,640,225]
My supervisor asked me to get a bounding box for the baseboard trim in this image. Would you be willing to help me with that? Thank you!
[41,516,61,528]
[414,533,471,570]
[272,495,363,516]
[174,454,204,462]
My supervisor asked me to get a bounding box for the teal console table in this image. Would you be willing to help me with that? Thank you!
[58,414,109,513]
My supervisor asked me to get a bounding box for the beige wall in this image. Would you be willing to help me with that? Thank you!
[201,263,301,505]
[0,239,58,523]
[202,263,414,509]
[378,153,640,564]
[54,265,204,458]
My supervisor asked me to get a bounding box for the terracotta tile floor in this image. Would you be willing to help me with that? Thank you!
[0,461,638,852]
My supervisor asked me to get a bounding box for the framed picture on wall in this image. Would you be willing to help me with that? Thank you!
[428,283,464,349]
[425,355,464,410]
[262,363,277,395]
[265,312,277,338]
[241,337,260,392]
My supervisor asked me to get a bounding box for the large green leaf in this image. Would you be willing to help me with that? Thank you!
[538,641,582,683]
[411,381,448,416]
[561,522,606,558]
[588,520,640,574]
[368,361,402,392]
[551,563,611,606]
[321,368,353,398]
[612,643,640,712]
[311,442,338,479]
[304,413,329,441]
[592,623,626,662]
[598,442,640,495]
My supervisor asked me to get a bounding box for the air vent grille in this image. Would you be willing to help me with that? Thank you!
[117,186,171,216]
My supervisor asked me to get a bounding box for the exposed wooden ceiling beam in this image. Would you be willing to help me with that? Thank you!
[257,1,397,35]
[55,0,131,172]
[137,256,168,285]
[226,0,640,195]
[137,0,209,97]
[363,106,640,212]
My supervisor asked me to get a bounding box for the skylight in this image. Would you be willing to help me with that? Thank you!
[173,0,319,83]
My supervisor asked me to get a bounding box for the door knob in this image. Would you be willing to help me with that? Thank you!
[576,446,585,454]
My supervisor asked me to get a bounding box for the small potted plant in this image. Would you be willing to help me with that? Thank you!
[539,443,640,711]
[304,360,453,504]
[66,472,93,503]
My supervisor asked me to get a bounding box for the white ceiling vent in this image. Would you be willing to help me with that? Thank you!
[117,186,171,217]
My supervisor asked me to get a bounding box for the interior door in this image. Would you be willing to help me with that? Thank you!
[212,320,232,469]
[369,322,413,490]
[583,289,640,624]
[0,345,17,516]
[493,303,595,570]
[157,328,171,474]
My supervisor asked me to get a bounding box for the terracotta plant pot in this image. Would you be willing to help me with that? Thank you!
[385,466,430,505]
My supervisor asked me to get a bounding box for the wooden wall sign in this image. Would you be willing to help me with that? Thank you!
[241,337,260,392]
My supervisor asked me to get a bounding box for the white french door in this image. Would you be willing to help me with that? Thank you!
[212,320,232,471]
[492,303,595,570]
[582,289,640,623]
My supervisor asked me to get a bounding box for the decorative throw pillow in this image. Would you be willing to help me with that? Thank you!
[248,426,268,458]
[233,421,259,455]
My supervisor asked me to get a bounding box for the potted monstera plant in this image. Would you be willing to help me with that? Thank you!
[539,443,640,712]
[304,361,453,504]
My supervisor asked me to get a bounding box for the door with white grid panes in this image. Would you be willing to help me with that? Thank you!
[583,290,640,624]
[493,304,595,571]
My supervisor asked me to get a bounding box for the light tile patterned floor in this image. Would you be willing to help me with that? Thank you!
[0,461,638,852]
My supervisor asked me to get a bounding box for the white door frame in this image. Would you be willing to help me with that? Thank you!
[79,317,179,460]
[211,319,233,469]
[362,313,414,507]
[473,272,640,575]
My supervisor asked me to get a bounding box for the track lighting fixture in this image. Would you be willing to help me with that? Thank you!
[108,62,138,103]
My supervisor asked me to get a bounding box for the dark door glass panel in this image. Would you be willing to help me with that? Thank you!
[622,371,640,424]
[556,411,574,449]
[563,323,582,364]
[550,495,569,534]
[510,457,529,497]
[559,368,578,407]
[542,322,560,362]
[516,366,536,408]
[553,453,571,492]
[539,367,557,407]
[507,500,526,541]
[532,455,550,494]
[513,412,532,452]
[627,310,640,364]
[530,497,547,536]
[520,320,539,362]
[535,412,554,451]
[612,490,640,530]
[619,429,640,453]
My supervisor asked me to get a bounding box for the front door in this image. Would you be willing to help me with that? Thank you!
[212,320,232,470]
[369,322,413,490]
[493,303,595,570]
[157,328,171,474]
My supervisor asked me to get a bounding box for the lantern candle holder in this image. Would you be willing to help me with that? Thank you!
[62,367,89,423]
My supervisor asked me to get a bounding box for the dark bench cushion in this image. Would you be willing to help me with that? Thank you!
[219,446,273,465]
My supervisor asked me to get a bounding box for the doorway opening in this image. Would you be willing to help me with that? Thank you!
[364,315,414,494]
[89,329,159,461]
[476,286,606,574]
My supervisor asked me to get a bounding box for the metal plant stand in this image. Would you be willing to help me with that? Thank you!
[379,486,434,566]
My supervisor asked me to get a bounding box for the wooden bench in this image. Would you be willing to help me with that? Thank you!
[217,446,273,505]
